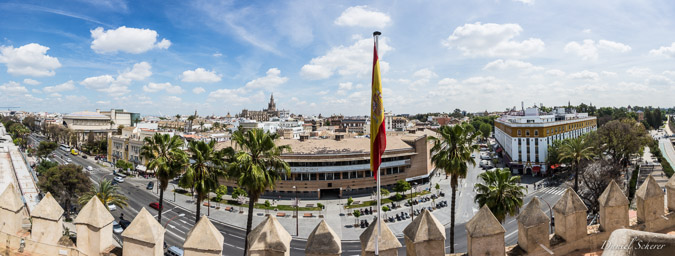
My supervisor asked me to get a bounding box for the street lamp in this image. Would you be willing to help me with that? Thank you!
[410,182,416,217]
[540,198,554,234]
[172,184,177,202]
[164,213,186,228]
[293,185,298,236]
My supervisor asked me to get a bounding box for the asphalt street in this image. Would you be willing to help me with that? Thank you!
[29,134,565,255]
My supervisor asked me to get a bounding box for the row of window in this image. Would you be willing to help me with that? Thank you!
[516,123,595,137]
[288,156,407,167]
[279,166,404,181]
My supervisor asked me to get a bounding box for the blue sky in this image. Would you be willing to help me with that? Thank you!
[1,0,674,116]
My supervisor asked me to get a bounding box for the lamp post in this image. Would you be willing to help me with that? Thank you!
[410,182,416,217]
[164,213,186,228]
[172,184,177,202]
[540,198,554,234]
[293,185,298,236]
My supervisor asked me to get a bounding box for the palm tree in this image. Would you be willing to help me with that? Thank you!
[175,114,181,121]
[187,115,196,132]
[141,133,187,222]
[228,129,290,255]
[559,136,595,192]
[182,140,226,223]
[429,124,480,253]
[199,121,205,131]
[474,168,526,223]
[78,179,128,211]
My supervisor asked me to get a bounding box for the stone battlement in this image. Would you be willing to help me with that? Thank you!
[1,174,675,255]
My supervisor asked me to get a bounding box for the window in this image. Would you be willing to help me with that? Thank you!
[517,130,521,136]
[526,130,530,137]
[534,130,538,136]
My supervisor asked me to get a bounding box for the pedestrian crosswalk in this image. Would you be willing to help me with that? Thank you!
[536,187,566,195]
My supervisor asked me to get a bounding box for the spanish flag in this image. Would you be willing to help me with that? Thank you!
[370,33,386,180]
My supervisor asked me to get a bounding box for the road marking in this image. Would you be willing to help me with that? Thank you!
[154,209,172,218]
[505,229,518,238]
[180,219,188,225]
[165,228,185,241]
[223,241,243,250]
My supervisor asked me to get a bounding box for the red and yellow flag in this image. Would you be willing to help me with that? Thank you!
[370,40,386,180]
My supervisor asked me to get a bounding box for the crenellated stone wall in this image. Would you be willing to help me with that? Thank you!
[0,174,674,256]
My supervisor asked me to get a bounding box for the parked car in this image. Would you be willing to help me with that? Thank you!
[149,202,163,210]
[67,158,72,162]
[111,180,119,185]
[81,155,87,159]
[146,181,154,190]
[86,166,93,171]
[107,203,117,211]
[112,221,124,234]
[113,176,124,183]
[166,246,184,256]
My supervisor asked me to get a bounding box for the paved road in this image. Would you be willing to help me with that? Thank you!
[30,134,565,255]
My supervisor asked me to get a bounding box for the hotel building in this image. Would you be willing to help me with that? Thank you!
[494,107,597,175]
[218,130,435,199]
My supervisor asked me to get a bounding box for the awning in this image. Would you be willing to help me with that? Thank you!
[136,165,147,172]
[495,147,502,153]
[532,166,541,173]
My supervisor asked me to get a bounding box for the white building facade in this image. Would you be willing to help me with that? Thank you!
[494,107,597,175]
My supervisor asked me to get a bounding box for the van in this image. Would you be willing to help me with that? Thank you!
[166,246,184,256]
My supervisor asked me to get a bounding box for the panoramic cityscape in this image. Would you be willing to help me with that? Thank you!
[1,1,675,256]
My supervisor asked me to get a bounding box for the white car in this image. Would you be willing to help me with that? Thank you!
[86,166,93,171]
[67,158,72,162]
[480,153,492,160]
[107,203,117,211]
[112,221,123,234]
[113,176,124,183]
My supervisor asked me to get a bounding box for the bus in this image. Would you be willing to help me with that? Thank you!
[70,149,79,156]
[59,144,70,151]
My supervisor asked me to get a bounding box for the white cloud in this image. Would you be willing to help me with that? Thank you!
[443,22,544,58]
[334,6,391,28]
[650,42,675,58]
[483,59,543,72]
[213,52,222,57]
[49,93,62,98]
[43,80,76,93]
[413,68,438,79]
[80,62,151,96]
[582,29,592,34]
[568,70,599,80]
[598,40,631,52]
[80,75,116,89]
[90,26,171,54]
[565,39,631,60]
[338,82,353,90]
[96,100,111,105]
[118,62,152,82]
[626,67,651,77]
[143,82,183,94]
[165,96,182,102]
[317,90,329,95]
[192,87,206,94]
[301,36,392,80]
[337,82,353,95]
[23,79,40,85]
[601,71,617,76]
[31,89,41,93]
[0,81,27,94]
[546,69,566,76]
[513,0,534,4]
[181,68,222,83]
[564,40,598,60]
[243,68,288,90]
[0,43,61,76]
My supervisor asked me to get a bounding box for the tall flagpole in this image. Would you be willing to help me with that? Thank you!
[373,30,381,256]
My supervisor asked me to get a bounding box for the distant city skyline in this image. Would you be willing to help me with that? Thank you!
[1,0,675,116]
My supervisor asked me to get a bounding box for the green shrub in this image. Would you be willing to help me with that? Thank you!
[382,206,390,212]
[347,197,353,206]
